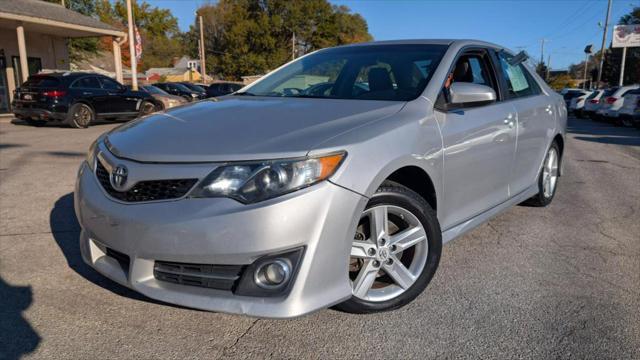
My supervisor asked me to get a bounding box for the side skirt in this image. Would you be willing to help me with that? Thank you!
[441,184,539,244]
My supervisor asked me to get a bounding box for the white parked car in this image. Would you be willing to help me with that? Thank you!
[596,84,640,123]
[618,88,640,128]
[582,89,604,118]
[568,90,592,117]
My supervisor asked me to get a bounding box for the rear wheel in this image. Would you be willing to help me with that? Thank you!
[66,103,93,128]
[523,142,560,207]
[335,181,442,314]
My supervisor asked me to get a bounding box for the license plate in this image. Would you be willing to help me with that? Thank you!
[22,94,32,100]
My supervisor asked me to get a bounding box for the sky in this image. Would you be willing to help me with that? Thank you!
[144,0,634,70]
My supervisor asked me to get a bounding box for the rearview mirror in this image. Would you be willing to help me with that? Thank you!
[448,82,496,106]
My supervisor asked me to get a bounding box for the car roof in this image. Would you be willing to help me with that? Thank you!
[334,39,505,50]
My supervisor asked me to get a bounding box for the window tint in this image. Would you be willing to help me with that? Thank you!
[23,76,59,88]
[72,77,101,89]
[246,44,447,101]
[497,52,541,98]
[100,78,122,90]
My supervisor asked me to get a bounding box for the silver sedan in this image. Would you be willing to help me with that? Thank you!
[75,39,566,318]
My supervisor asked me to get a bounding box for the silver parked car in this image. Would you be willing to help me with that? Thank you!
[75,40,566,318]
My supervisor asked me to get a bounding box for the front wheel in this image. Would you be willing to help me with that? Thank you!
[139,100,157,116]
[523,142,560,207]
[335,181,442,314]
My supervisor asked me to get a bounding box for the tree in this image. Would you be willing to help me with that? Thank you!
[188,0,373,80]
[549,74,577,91]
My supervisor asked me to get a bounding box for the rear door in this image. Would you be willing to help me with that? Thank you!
[70,76,105,112]
[436,48,518,230]
[494,51,555,196]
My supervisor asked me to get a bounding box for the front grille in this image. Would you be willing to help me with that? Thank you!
[95,161,198,202]
[154,261,245,291]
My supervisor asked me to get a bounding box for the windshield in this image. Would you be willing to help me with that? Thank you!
[143,85,169,95]
[243,44,448,101]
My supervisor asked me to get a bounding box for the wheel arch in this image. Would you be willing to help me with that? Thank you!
[372,165,438,213]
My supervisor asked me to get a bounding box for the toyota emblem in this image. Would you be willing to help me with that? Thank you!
[110,165,129,191]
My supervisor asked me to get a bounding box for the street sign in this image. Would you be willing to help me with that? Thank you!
[612,25,640,48]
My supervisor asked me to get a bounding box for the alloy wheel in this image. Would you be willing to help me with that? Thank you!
[74,105,92,127]
[141,102,156,115]
[349,205,428,302]
[542,147,559,198]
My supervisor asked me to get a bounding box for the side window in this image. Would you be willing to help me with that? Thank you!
[497,52,541,98]
[100,78,122,91]
[72,77,101,89]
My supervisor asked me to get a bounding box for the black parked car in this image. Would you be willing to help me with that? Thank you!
[205,82,243,98]
[154,82,204,101]
[12,72,160,128]
[178,82,207,98]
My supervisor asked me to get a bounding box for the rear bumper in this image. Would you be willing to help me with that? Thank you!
[75,161,368,318]
[13,104,67,121]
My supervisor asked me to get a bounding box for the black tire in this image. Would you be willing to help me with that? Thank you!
[523,142,561,207]
[335,181,442,314]
[139,100,158,116]
[65,103,93,128]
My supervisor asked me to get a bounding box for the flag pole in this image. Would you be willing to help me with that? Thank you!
[126,0,138,90]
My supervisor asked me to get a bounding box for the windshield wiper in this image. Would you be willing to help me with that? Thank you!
[286,94,328,99]
[234,91,256,96]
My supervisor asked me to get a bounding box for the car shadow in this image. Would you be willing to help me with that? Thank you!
[50,193,156,303]
[0,276,41,359]
[567,117,640,146]
[50,193,200,311]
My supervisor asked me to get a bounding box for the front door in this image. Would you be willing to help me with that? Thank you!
[435,50,518,230]
[495,51,556,195]
[99,77,138,115]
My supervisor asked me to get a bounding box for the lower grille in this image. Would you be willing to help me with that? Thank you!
[106,247,130,273]
[154,261,245,291]
[95,161,198,203]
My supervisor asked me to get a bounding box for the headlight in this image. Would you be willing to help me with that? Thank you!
[86,138,100,169]
[191,93,198,98]
[190,152,346,203]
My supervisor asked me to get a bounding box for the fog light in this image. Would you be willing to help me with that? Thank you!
[254,259,291,289]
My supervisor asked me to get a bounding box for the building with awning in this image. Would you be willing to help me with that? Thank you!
[0,0,126,114]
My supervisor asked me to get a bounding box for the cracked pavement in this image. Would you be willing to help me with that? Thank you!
[1,116,638,359]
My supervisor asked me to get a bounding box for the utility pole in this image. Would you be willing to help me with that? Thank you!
[596,0,612,89]
[126,0,138,90]
[546,54,551,82]
[198,15,207,85]
[583,44,593,90]
[618,46,627,86]
[540,39,548,66]
[292,32,296,60]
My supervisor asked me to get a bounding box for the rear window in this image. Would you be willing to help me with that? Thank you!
[563,90,584,100]
[586,91,601,100]
[603,88,618,97]
[23,76,60,88]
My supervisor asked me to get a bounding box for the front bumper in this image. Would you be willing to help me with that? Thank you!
[75,161,367,318]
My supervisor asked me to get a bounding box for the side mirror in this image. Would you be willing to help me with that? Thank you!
[448,82,496,106]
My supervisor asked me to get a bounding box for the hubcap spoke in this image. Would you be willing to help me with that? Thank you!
[369,206,389,244]
[350,240,377,259]
[383,256,415,289]
[389,226,426,253]
[352,260,379,298]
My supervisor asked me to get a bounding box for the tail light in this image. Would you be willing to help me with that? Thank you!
[42,90,66,97]
[589,99,599,104]
[605,97,617,104]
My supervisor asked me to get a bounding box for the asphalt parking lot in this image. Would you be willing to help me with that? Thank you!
[1,116,639,359]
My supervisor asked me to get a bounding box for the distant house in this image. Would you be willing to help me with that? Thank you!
[173,56,201,72]
[241,75,264,85]
[145,67,203,82]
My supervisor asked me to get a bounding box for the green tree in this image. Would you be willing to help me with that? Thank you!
[189,0,372,80]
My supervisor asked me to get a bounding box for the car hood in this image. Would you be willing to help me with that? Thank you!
[106,96,405,162]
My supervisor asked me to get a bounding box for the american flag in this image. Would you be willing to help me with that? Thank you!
[134,25,142,62]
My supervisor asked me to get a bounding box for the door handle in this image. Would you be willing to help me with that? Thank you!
[82,92,93,95]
